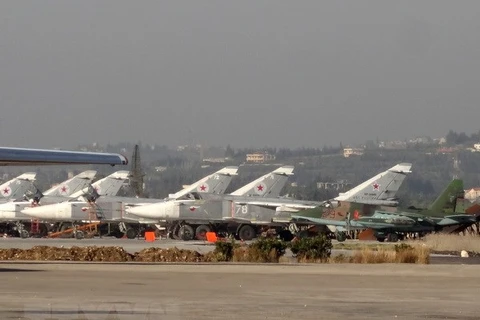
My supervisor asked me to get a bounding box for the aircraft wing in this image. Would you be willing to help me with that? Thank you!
[291,214,400,230]
[0,147,128,166]
[435,214,477,226]
[234,201,317,211]
[291,215,349,227]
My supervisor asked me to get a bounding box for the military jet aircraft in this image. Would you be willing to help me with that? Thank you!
[0,172,37,203]
[153,165,295,240]
[21,166,239,238]
[20,166,294,239]
[290,179,476,242]
[126,163,412,241]
[0,171,130,237]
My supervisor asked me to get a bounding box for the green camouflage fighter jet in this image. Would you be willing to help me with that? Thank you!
[291,179,477,242]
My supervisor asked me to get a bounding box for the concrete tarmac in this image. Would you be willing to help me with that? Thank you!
[0,263,479,320]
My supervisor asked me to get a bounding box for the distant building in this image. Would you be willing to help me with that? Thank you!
[465,188,480,201]
[202,158,226,163]
[436,137,447,145]
[246,152,276,163]
[379,141,407,150]
[408,136,434,146]
[466,143,480,152]
[343,148,364,158]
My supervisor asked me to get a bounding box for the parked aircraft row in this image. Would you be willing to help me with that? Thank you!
[292,178,479,242]
[3,166,293,238]
[0,170,129,236]
[123,163,412,241]
[0,163,412,240]
[2,155,476,242]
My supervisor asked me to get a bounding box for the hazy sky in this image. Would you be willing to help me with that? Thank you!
[1,1,479,149]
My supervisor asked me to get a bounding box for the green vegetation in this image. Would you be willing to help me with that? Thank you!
[233,238,288,263]
[290,235,333,262]
[208,236,333,263]
[209,239,239,262]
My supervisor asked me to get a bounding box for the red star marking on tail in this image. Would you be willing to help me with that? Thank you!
[372,182,380,191]
[60,186,68,193]
[189,206,196,211]
[3,187,10,195]
[199,185,207,191]
[257,184,264,192]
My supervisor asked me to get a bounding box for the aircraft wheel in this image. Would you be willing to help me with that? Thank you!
[170,223,181,240]
[38,224,49,237]
[195,224,211,240]
[336,232,347,242]
[75,231,85,240]
[387,233,399,242]
[20,230,29,239]
[179,225,194,241]
[377,237,385,243]
[278,230,294,241]
[237,224,256,241]
[113,231,124,239]
[126,228,137,239]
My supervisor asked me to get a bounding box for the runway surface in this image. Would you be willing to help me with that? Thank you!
[0,263,478,319]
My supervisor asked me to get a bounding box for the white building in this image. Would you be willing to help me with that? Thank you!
[246,153,276,163]
[343,148,364,158]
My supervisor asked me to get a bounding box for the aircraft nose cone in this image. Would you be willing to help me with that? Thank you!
[126,204,157,218]
[21,203,71,219]
[127,202,179,219]
[21,206,52,218]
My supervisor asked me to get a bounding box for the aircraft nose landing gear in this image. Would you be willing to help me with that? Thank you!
[335,231,347,242]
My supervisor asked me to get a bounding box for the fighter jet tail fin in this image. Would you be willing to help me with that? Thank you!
[69,170,130,198]
[42,170,97,197]
[168,166,239,199]
[230,165,294,198]
[23,183,44,204]
[335,163,412,205]
[0,172,37,201]
[427,179,464,216]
